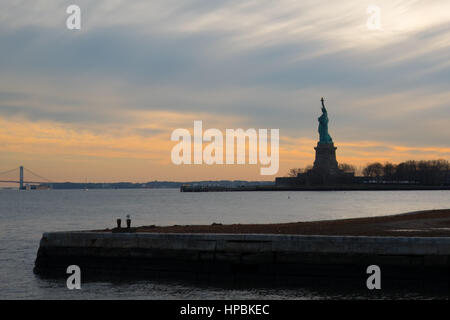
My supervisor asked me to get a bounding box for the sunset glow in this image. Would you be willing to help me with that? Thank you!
[1,0,449,183]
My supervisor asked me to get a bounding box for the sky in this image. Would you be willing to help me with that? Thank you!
[0,0,449,183]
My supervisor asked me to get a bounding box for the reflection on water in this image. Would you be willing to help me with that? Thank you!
[1,189,449,299]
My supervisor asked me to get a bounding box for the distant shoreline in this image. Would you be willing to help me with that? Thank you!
[28,180,273,190]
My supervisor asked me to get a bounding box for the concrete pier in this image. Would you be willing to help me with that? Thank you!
[34,232,450,286]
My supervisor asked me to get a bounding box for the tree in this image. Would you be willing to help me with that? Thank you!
[339,163,356,174]
[287,168,303,177]
[395,160,417,183]
[383,162,396,181]
[287,165,313,177]
[363,162,384,179]
[415,159,450,185]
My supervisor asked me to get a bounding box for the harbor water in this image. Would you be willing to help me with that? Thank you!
[1,188,449,299]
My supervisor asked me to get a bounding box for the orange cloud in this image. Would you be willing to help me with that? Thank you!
[1,115,449,182]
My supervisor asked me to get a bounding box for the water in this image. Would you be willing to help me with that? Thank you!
[1,188,449,299]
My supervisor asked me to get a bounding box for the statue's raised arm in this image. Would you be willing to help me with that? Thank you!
[321,97,327,114]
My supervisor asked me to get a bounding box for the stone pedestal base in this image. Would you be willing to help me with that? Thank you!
[313,143,338,174]
[274,142,356,186]
[306,143,340,185]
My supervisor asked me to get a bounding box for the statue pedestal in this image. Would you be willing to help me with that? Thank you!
[313,143,338,174]
[307,143,339,184]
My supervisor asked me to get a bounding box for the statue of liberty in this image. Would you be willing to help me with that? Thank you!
[318,97,333,144]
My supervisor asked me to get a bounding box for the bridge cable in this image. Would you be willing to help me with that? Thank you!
[0,167,20,177]
[23,168,52,182]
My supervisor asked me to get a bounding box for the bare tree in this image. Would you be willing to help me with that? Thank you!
[383,162,396,181]
[287,168,303,177]
[338,163,356,173]
[287,165,313,177]
[363,162,384,181]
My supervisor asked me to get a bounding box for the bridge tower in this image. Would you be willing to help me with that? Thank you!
[19,166,24,190]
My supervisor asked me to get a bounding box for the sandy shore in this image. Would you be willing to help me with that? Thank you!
[129,209,450,237]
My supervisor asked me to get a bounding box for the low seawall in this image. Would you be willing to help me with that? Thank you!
[180,184,450,192]
[34,232,450,287]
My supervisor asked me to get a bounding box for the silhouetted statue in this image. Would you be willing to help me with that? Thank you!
[318,98,333,144]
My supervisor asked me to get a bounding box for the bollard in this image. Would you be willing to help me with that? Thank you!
[126,215,131,229]
[116,219,122,229]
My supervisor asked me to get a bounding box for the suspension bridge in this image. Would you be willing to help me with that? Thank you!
[0,166,52,189]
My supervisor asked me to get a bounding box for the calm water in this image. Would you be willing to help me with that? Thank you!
[1,188,449,299]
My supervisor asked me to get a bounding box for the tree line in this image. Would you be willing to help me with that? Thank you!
[288,159,450,185]
[361,160,450,185]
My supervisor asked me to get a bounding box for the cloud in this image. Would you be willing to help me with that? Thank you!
[0,0,449,180]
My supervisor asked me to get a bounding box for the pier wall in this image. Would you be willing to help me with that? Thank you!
[34,232,450,286]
